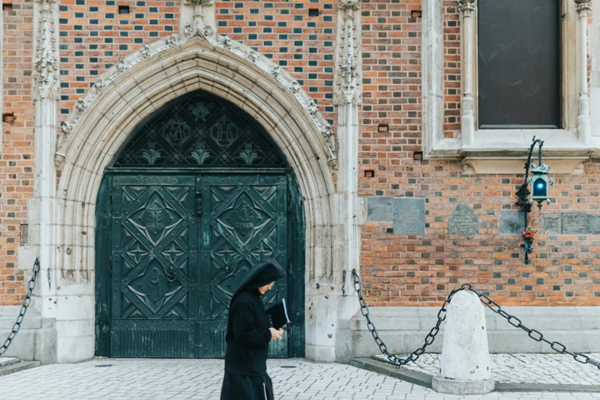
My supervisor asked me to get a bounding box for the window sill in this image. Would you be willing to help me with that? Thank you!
[427,129,596,175]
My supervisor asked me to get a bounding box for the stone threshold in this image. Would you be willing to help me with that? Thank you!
[350,357,600,393]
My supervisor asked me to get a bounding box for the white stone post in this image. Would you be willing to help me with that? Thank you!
[432,290,495,395]
[31,0,59,363]
[459,0,475,146]
[575,0,592,145]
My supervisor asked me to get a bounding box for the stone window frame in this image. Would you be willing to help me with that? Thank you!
[422,0,595,174]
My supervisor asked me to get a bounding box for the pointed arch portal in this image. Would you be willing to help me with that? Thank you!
[52,38,338,362]
[95,91,305,358]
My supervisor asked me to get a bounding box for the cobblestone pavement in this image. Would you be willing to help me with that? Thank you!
[0,358,599,400]
[375,353,600,385]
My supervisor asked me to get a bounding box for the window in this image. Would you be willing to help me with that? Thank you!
[421,0,595,174]
[478,0,561,128]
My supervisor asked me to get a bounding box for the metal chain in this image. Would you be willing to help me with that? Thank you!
[465,283,600,370]
[351,269,600,370]
[0,258,41,357]
[351,268,464,367]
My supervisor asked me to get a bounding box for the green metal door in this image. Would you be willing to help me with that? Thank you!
[101,173,293,358]
[196,174,288,358]
[95,90,304,358]
[109,175,197,358]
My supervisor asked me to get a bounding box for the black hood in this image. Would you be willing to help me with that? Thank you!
[230,259,285,302]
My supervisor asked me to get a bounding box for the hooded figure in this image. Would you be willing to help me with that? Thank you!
[220,259,286,400]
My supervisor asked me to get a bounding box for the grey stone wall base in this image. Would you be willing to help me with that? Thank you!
[351,306,600,356]
[0,306,56,363]
[432,376,495,395]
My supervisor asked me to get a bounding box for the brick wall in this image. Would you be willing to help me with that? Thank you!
[57,0,179,116]
[217,0,337,126]
[1,0,599,309]
[358,0,600,307]
[0,1,34,305]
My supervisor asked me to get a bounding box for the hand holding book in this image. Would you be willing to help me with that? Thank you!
[266,299,291,330]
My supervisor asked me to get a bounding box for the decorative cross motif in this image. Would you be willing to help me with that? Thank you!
[127,242,149,264]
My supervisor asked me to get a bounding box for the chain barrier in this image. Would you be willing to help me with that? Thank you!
[351,269,600,371]
[0,258,40,357]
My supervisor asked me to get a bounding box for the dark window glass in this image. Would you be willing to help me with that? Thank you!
[478,0,561,128]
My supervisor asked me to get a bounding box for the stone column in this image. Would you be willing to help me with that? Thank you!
[459,0,475,145]
[332,0,361,362]
[0,5,3,154]
[590,0,600,140]
[575,0,592,144]
[31,0,60,363]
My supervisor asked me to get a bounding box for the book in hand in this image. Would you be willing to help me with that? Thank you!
[266,299,291,330]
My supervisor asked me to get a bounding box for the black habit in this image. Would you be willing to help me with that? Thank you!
[220,259,285,400]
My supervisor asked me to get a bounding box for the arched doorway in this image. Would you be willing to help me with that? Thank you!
[94,90,305,358]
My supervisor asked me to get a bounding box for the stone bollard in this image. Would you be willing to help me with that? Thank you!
[432,289,495,395]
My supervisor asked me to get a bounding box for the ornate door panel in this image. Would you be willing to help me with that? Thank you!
[196,175,289,358]
[110,176,197,358]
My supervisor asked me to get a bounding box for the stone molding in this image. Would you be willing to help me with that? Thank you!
[56,26,338,169]
[334,0,362,106]
[33,0,59,100]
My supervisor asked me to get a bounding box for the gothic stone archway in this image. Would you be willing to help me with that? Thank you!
[94,90,305,358]
[52,38,337,363]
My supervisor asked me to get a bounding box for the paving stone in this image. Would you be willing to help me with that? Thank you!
[0,358,598,399]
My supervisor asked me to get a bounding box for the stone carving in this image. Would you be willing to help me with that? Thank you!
[76,99,87,112]
[60,121,73,135]
[334,0,361,106]
[221,35,232,49]
[33,0,59,100]
[458,0,476,14]
[117,57,129,72]
[202,25,215,38]
[165,34,178,47]
[289,81,301,94]
[271,65,281,80]
[562,213,589,234]
[94,78,106,91]
[141,45,152,59]
[575,0,592,12]
[248,51,258,63]
[448,204,479,235]
[499,211,525,235]
[367,197,426,234]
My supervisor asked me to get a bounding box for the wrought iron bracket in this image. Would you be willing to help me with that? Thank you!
[515,137,553,264]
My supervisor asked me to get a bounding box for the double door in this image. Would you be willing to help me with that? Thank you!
[99,174,290,358]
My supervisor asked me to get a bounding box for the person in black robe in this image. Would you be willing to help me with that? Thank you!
[220,259,286,400]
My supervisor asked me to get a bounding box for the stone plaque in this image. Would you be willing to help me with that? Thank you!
[588,215,600,235]
[499,211,525,235]
[448,204,479,235]
[367,197,394,222]
[393,198,425,235]
[561,213,588,234]
[542,215,560,234]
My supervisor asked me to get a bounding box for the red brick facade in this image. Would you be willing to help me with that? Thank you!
[1,0,599,310]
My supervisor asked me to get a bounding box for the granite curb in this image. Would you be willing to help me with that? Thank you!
[0,360,41,377]
[351,357,600,393]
